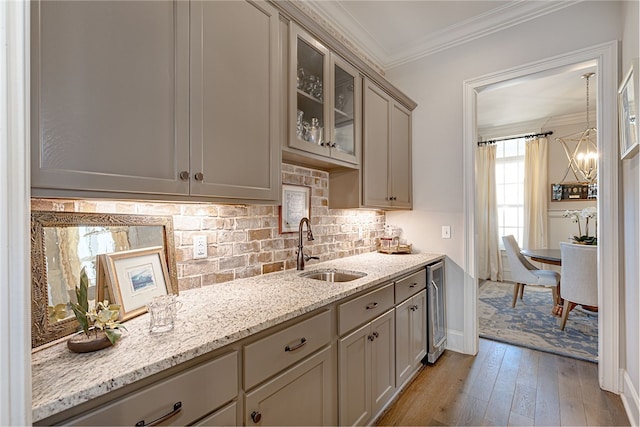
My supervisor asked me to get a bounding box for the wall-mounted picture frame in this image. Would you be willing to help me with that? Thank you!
[103,246,176,321]
[619,58,639,160]
[279,184,311,233]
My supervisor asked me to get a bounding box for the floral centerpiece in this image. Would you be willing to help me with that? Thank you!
[563,207,597,245]
[68,267,126,352]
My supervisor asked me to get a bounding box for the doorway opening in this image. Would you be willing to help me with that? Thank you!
[475,62,599,362]
[462,41,619,391]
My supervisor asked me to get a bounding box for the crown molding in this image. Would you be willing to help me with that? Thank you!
[306,0,581,70]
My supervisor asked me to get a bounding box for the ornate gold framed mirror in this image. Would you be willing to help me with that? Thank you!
[31,211,178,349]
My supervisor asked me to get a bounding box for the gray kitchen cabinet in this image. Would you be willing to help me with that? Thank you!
[338,308,395,426]
[31,0,280,203]
[284,23,361,168]
[395,290,427,388]
[31,0,190,197]
[190,0,280,202]
[394,269,427,387]
[64,351,239,426]
[362,78,412,209]
[243,309,337,426]
[244,346,334,426]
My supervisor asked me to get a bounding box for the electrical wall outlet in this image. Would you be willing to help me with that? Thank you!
[193,235,207,259]
[441,226,451,239]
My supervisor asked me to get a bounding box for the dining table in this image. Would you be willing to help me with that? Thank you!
[520,248,561,266]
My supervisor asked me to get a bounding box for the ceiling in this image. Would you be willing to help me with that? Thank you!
[305,0,593,129]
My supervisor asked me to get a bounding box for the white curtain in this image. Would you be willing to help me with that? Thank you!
[476,144,503,281]
[524,137,548,249]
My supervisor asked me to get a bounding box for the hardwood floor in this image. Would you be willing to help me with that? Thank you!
[376,339,629,426]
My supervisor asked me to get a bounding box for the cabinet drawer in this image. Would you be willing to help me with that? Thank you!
[395,269,426,303]
[338,283,394,336]
[244,310,332,390]
[66,351,238,426]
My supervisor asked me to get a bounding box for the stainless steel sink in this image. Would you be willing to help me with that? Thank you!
[300,269,366,282]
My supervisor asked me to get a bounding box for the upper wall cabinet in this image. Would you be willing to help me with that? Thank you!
[285,23,361,168]
[362,79,412,209]
[31,0,190,196]
[190,0,280,202]
[31,0,280,204]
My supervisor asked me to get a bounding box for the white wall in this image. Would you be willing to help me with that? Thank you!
[620,1,639,424]
[385,1,623,352]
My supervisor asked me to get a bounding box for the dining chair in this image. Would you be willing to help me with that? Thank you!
[502,235,560,308]
[559,242,597,331]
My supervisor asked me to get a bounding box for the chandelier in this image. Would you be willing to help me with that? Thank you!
[557,72,598,184]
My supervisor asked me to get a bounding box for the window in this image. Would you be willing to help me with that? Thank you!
[495,137,525,246]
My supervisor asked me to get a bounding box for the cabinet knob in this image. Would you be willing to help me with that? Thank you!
[179,171,189,181]
[194,172,204,182]
[368,334,375,341]
[410,305,419,311]
[251,411,262,423]
[372,331,379,338]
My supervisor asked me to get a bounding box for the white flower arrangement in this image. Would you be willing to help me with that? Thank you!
[563,207,597,245]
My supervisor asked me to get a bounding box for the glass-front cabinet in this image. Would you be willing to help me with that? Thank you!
[288,24,361,166]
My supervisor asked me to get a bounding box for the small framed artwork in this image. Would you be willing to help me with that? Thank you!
[279,184,311,233]
[619,58,639,160]
[103,246,176,321]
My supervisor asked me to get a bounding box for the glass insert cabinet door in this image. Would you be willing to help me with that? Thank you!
[289,24,360,165]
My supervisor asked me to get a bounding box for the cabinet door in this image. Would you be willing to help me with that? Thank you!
[389,102,412,208]
[410,290,427,368]
[370,309,396,416]
[395,298,413,387]
[288,24,332,158]
[245,347,334,426]
[362,79,391,208]
[338,323,371,427]
[328,56,361,165]
[190,0,280,202]
[31,0,190,196]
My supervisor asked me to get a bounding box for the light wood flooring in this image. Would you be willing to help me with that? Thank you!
[376,338,630,426]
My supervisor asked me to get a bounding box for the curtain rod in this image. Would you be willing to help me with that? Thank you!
[477,131,553,146]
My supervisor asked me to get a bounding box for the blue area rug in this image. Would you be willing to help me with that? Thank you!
[478,281,598,363]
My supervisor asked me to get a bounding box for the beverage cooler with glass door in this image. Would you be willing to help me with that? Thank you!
[424,260,446,363]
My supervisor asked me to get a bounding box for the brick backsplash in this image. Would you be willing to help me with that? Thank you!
[31,163,385,291]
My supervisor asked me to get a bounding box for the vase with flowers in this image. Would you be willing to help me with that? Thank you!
[563,207,598,245]
[67,266,126,353]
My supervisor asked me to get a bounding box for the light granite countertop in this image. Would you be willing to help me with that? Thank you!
[32,251,444,423]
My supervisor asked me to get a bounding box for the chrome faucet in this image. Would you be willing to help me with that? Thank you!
[297,217,318,270]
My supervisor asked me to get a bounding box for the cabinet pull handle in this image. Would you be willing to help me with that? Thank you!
[368,334,375,341]
[411,305,419,311]
[179,171,189,181]
[194,172,204,182]
[285,337,307,352]
[409,283,417,288]
[251,411,262,423]
[372,331,379,338]
[135,401,182,426]
[365,302,378,310]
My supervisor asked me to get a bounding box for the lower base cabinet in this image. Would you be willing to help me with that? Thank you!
[338,309,395,426]
[395,290,427,387]
[244,346,335,426]
[65,351,238,426]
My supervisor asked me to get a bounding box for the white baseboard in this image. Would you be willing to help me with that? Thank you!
[621,369,639,427]
[445,328,466,354]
